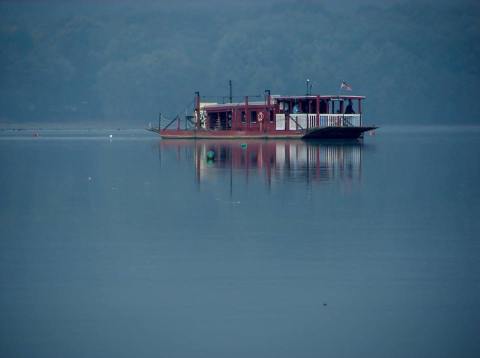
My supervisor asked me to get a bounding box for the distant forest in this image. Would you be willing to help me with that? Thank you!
[0,0,479,126]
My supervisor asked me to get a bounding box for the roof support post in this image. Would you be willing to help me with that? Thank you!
[194,91,200,129]
[358,99,362,127]
[316,96,320,128]
[233,108,237,130]
[265,90,271,132]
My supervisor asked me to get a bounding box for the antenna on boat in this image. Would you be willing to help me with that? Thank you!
[229,80,233,103]
[306,79,311,95]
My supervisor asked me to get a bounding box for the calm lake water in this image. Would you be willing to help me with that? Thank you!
[1,127,479,357]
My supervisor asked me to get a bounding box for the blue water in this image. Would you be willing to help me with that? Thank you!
[0,127,479,357]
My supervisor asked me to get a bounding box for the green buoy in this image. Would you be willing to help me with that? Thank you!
[206,150,215,161]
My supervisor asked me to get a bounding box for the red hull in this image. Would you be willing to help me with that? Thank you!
[151,127,377,139]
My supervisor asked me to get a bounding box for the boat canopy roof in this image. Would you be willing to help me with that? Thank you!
[272,95,366,100]
[202,101,266,109]
[202,95,366,109]
[200,94,366,111]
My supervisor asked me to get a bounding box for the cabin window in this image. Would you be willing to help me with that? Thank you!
[269,110,274,123]
[320,100,327,114]
[279,101,289,111]
[241,111,246,124]
[250,111,257,123]
[308,100,314,113]
[208,113,218,130]
[219,112,227,130]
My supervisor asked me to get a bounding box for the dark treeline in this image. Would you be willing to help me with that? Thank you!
[0,0,479,126]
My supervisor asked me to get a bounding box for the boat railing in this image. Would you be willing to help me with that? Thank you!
[319,114,361,127]
[288,113,361,129]
[287,114,305,130]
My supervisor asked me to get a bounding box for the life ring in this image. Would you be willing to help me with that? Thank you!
[258,112,264,122]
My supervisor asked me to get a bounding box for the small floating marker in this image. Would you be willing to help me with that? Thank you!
[206,150,215,161]
[109,134,113,139]
[88,176,92,181]
[240,143,247,149]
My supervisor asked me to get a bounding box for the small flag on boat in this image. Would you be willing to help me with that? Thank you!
[340,81,352,91]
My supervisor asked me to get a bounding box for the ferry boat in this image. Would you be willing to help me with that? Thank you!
[151,88,377,139]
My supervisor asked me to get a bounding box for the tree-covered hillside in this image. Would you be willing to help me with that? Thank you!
[0,0,479,126]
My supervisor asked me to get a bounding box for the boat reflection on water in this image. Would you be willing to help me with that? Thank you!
[158,140,365,187]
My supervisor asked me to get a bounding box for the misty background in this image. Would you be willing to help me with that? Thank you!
[0,0,479,127]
